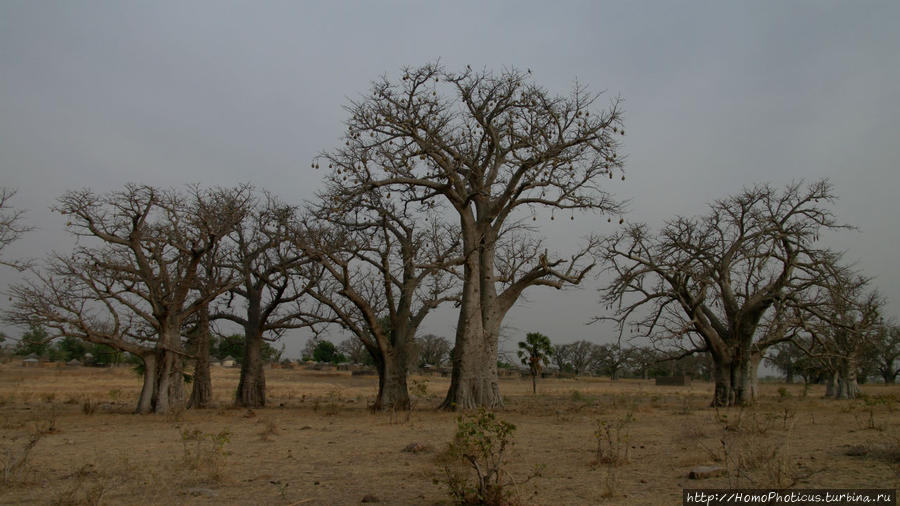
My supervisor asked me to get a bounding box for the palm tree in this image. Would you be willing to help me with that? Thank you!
[518,332,553,394]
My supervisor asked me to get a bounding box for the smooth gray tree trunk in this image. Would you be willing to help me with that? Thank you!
[236,329,266,408]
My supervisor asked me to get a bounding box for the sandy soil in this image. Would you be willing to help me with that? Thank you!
[0,364,897,505]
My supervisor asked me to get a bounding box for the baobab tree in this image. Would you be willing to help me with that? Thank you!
[551,343,574,373]
[599,180,842,406]
[320,63,625,408]
[592,343,634,380]
[6,185,249,413]
[296,185,460,410]
[792,259,883,399]
[212,193,314,408]
[870,322,900,384]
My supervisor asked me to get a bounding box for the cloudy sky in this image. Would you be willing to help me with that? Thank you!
[1,1,898,357]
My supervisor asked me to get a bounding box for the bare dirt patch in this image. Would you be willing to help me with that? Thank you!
[1,364,897,504]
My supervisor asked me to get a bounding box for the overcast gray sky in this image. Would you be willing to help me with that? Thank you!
[2,1,898,358]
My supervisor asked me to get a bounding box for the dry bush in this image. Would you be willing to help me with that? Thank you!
[53,464,112,506]
[591,412,635,499]
[438,409,541,505]
[1,432,42,485]
[180,428,232,481]
[707,407,816,489]
[591,412,634,467]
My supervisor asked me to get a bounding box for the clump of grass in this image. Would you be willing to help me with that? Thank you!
[54,464,111,505]
[570,390,589,402]
[1,433,42,485]
[180,428,232,481]
[258,419,279,442]
[82,398,99,415]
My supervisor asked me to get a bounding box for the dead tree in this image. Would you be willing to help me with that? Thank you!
[319,63,625,408]
[296,186,460,411]
[212,193,314,408]
[7,185,248,413]
[598,180,843,406]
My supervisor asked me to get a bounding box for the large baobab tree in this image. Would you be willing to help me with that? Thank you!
[296,186,460,410]
[792,259,884,399]
[320,63,625,409]
[6,185,249,413]
[212,193,314,408]
[599,180,842,406]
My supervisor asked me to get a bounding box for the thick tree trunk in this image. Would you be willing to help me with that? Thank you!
[441,308,502,410]
[440,228,503,410]
[825,372,838,398]
[531,373,537,394]
[711,358,734,407]
[135,352,157,414]
[152,328,185,413]
[188,307,212,409]
[441,337,501,409]
[372,350,410,411]
[746,353,762,402]
[835,358,860,400]
[236,329,266,408]
[731,342,756,406]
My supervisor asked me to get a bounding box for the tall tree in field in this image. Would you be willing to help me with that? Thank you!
[0,187,34,270]
[212,193,314,408]
[599,181,842,406]
[518,332,553,393]
[551,343,574,373]
[415,334,452,368]
[297,186,460,410]
[792,259,883,399]
[6,185,249,413]
[870,323,900,384]
[320,63,625,409]
[592,343,634,380]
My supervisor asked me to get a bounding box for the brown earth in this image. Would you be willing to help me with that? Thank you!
[0,364,897,505]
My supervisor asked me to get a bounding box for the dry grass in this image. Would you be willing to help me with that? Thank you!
[0,364,897,504]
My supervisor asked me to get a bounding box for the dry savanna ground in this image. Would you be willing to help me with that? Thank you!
[0,364,898,505]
